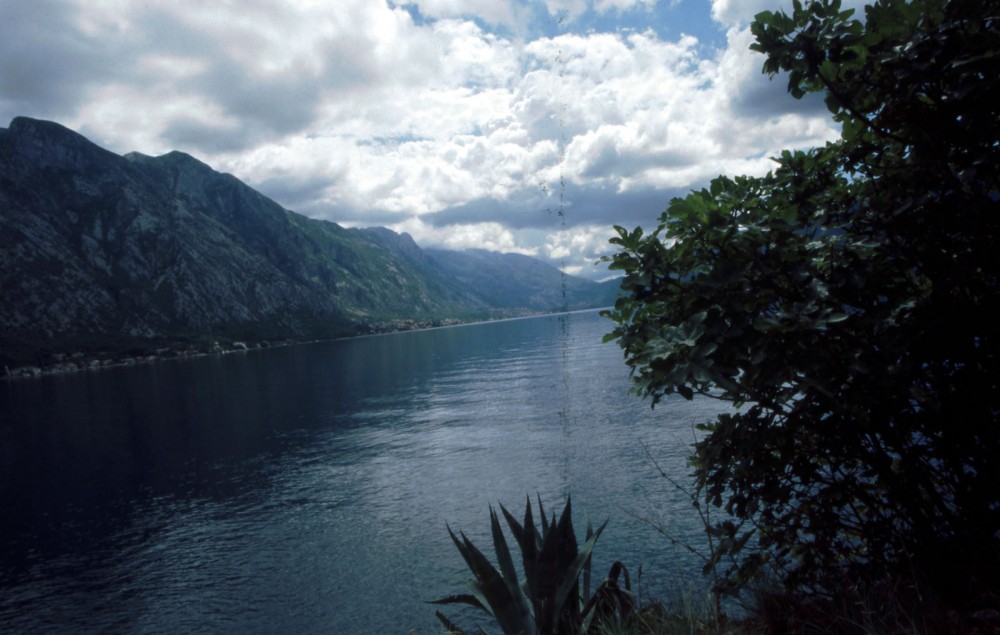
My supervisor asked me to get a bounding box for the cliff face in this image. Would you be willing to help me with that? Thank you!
[0,117,617,368]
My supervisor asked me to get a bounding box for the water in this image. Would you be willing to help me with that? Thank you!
[0,310,727,633]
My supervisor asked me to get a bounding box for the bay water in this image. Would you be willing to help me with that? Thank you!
[1,310,727,633]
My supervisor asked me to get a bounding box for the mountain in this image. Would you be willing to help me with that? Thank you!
[425,248,618,310]
[0,117,618,371]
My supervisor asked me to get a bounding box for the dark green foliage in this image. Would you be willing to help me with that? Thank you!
[604,0,1000,603]
[431,496,635,635]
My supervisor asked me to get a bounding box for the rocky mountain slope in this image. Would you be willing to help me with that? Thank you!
[0,117,618,370]
[425,248,615,310]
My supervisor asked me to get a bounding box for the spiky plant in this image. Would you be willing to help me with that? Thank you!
[431,496,635,635]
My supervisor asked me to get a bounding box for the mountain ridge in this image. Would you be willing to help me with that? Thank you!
[0,117,618,372]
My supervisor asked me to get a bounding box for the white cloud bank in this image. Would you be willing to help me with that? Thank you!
[0,0,849,279]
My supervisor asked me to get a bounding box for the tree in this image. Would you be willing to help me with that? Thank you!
[604,0,1000,601]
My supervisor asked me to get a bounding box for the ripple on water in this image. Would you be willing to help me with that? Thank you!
[0,311,730,633]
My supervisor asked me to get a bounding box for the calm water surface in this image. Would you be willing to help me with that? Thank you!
[1,310,726,633]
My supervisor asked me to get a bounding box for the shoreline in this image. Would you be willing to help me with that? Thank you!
[1,338,298,381]
[2,308,600,381]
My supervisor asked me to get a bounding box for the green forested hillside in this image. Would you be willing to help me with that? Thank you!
[0,117,617,370]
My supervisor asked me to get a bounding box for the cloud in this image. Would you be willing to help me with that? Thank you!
[544,224,618,263]
[714,26,832,126]
[541,0,588,20]
[1,0,845,280]
[397,218,541,256]
[0,0,121,119]
[400,0,516,26]
[594,0,658,13]
[416,181,686,277]
[541,0,659,21]
[711,0,869,27]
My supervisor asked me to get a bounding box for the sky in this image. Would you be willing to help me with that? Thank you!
[0,0,865,280]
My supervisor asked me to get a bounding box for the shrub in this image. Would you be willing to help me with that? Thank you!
[431,496,635,635]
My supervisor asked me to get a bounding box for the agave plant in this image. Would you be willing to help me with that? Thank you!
[430,496,635,635]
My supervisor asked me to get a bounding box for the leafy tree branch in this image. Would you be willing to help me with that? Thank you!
[604,0,1000,607]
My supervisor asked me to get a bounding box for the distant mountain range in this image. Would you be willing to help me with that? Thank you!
[0,117,619,371]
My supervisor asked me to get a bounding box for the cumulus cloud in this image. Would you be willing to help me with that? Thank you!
[401,0,517,26]
[1,0,846,279]
[0,0,121,119]
[711,0,869,27]
[594,0,658,14]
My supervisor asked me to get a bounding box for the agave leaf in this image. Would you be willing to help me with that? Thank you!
[534,497,580,632]
[519,580,537,621]
[537,494,550,536]
[489,506,519,590]
[549,518,608,627]
[499,500,532,572]
[548,496,579,578]
[465,579,497,619]
[452,527,534,635]
[457,530,501,587]
[489,507,534,633]
[469,575,534,635]
[501,497,540,603]
[437,605,491,635]
[527,496,543,553]
[447,528,505,613]
[428,594,488,611]
[500,501,527,551]
[437,497,610,635]
[460,541,503,590]
[447,524,480,575]
[524,496,542,563]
